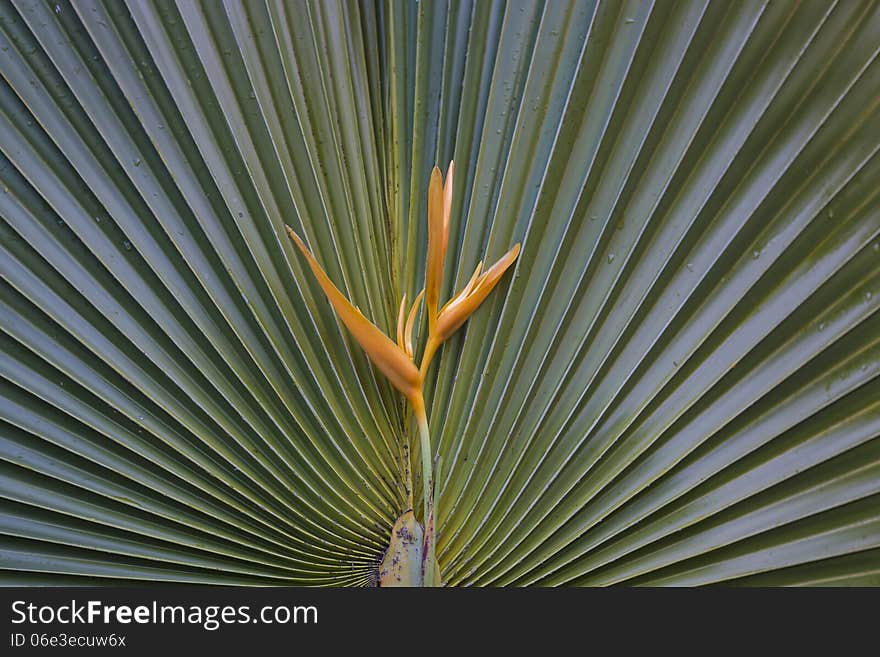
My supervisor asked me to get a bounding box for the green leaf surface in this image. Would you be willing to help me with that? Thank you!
[1,0,878,585]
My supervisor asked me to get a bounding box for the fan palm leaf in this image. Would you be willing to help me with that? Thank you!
[0,0,878,586]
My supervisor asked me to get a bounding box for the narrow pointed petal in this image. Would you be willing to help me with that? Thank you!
[425,166,446,329]
[405,289,425,359]
[473,242,520,296]
[397,294,408,353]
[439,260,483,316]
[442,161,454,256]
[286,226,422,401]
[436,243,520,341]
[461,260,483,297]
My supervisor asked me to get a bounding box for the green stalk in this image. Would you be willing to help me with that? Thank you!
[402,409,415,511]
[432,454,441,586]
[414,396,436,586]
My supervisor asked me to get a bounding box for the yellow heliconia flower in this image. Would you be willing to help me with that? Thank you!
[421,161,520,375]
[285,226,422,405]
[287,164,520,588]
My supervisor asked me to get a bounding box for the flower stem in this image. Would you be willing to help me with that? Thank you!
[413,394,436,586]
[419,336,439,380]
[402,414,414,510]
